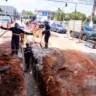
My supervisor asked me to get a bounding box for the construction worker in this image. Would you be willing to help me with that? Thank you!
[42,21,51,48]
[24,42,32,72]
[0,23,33,55]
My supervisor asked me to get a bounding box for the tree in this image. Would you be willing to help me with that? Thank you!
[87,15,96,23]
[0,8,3,12]
[54,8,65,21]
[24,11,34,17]
[64,13,70,20]
[69,11,86,21]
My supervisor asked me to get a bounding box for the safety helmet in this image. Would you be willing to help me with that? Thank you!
[15,23,20,28]
[44,21,49,24]
[26,42,29,46]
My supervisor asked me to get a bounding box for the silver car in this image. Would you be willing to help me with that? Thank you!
[50,23,67,33]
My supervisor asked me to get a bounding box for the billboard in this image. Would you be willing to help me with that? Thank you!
[42,12,48,16]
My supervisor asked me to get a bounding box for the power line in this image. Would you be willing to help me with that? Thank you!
[43,0,94,5]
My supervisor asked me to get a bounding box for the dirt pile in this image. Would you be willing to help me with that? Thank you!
[0,41,11,54]
[42,50,96,96]
[0,54,26,96]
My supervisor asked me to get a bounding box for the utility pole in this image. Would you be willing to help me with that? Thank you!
[5,0,8,15]
[90,0,96,27]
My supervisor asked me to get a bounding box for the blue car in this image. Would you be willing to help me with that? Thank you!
[70,25,96,41]
[50,23,67,33]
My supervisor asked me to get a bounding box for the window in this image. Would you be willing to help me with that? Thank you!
[57,24,62,27]
[84,26,93,31]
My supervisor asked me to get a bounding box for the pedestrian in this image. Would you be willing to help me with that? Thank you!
[42,21,51,48]
[0,23,33,55]
[24,42,32,72]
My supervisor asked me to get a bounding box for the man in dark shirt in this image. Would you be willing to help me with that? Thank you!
[24,42,32,72]
[42,21,51,48]
[0,23,33,55]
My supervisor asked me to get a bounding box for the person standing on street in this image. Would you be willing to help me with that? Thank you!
[0,23,33,55]
[42,21,51,48]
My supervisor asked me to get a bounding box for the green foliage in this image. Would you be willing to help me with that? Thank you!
[69,11,86,21]
[54,9,86,21]
[87,15,96,23]
[24,11,34,17]
[0,8,3,12]
[64,13,70,20]
[54,8,65,21]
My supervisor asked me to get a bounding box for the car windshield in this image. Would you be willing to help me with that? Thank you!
[84,26,94,31]
[57,24,62,27]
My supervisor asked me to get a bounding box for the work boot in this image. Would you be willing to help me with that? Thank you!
[15,51,18,55]
[24,70,28,73]
[45,43,48,48]
[10,52,14,56]
[24,68,28,73]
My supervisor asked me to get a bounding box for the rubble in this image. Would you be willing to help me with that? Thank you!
[0,55,26,96]
[31,44,96,96]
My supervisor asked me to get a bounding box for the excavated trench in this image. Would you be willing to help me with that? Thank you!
[31,44,96,96]
[31,52,47,96]
[1,31,96,96]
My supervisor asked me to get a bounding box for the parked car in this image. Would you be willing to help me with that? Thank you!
[33,20,44,28]
[50,23,67,33]
[93,24,96,30]
[70,25,96,41]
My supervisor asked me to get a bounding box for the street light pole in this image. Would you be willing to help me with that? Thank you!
[90,0,96,27]
[5,0,8,16]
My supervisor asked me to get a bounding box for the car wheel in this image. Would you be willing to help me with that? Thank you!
[64,30,67,34]
[70,32,73,37]
[56,29,59,33]
[82,35,87,41]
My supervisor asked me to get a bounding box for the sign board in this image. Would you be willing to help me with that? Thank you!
[42,12,48,16]
[0,16,10,23]
[69,20,82,32]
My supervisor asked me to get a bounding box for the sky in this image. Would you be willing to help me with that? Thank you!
[0,0,94,16]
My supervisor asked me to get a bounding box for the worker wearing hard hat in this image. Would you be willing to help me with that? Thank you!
[42,21,51,48]
[0,23,33,55]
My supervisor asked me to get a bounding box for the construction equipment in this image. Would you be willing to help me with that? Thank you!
[84,40,96,49]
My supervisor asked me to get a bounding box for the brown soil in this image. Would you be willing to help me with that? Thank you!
[0,41,11,54]
[0,55,26,96]
[42,50,96,96]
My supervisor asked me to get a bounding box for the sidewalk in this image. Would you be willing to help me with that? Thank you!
[49,32,96,60]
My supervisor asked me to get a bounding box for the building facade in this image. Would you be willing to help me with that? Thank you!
[35,10,56,20]
[0,5,19,20]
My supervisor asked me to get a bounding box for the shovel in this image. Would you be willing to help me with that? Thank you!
[40,35,43,47]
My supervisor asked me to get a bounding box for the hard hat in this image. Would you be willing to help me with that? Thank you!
[15,23,20,28]
[44,20,49,24]
[26,42,29,46]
